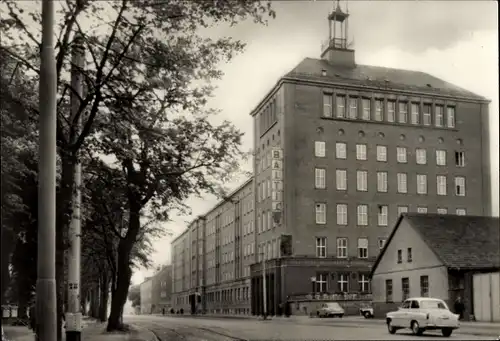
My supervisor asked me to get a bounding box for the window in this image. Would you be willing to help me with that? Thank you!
[356,171,368,191]
[315,168,326,189]
[357,205,368,226]
[315,203,326,224]
[336,95,346,118]
[397,147,407,163]
[420,275,429,297]
[336,169,347,190]
[315,141,326,157]
[316,237,327,258]
[385,279,393,302]
[407,247,412,262]
[398,102,408,123]
[357,238,368,258]
[436,150,446,166]
[397,250,402,263]
[336,204,348,225]
[362,98,371,120]
[378,239,386,250]
[349,97,358,119]
[387,101,395,122]
[377,172,388,192]
[455,151,465,167]
[356,144,367,160]
[397,173,407,193]
[377,205,388,226]
[359,274,370,292]
[437,175,447,196]
[374,99,383,121]
[417,206,428,213]
[337,238,347,258]
[416,148,427,164]
[323,93,332,117]
[337,273,349,292]
[447,107,455,128]
[417,174,427,194]
[376,145,387,162]
[411,103,420,124]
[316,273,327,292]
[456,208,466,216]
[336,142,347,159]
[397,206,408,216]
[402,278,410,300]
[437,208,448,214]
[435,105,444,127]
[455,177,466,196]
[423,104,432,125]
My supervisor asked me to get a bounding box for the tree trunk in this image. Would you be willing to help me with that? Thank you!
[99,271,109,322]
[56,153,76,341]
[1,228,15,304]
[107,204,141,331]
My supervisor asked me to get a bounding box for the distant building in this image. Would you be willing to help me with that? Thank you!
[139,277,153,314]
[370,213,500,322]
[171,1,492,317]
[151,265,172,313]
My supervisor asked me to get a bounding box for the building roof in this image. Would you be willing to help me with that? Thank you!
[370,213,500,277]
[284,57,489,102]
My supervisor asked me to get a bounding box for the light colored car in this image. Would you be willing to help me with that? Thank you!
[317,302,345,318]
[386,297,459,337]
[359,304,374,318]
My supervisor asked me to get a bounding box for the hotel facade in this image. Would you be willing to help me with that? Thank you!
[170,3,491,316]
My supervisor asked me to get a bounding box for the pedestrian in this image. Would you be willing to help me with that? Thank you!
[454,296,465,320]
[29,305,36,332]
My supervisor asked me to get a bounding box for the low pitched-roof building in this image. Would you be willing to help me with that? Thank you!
[370,213,499,322]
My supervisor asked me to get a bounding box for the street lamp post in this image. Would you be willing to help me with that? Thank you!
[261,252,267,320]
[37,0,58,340]
[311,276,317,295]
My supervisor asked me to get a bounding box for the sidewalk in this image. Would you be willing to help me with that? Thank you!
[3,319,157,341]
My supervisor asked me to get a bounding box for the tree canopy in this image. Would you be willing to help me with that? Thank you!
[0,0,275,334]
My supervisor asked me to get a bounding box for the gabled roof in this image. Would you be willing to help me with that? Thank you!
[370,213,500,278]
[285,58,489,102]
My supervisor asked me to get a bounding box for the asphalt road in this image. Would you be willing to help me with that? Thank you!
[125,315,496,341]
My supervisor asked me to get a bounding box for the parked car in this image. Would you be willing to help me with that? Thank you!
[386,297,459,337]
[317,302,344,318]
[359,304,374,318]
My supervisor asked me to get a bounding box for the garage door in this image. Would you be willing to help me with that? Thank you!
[473,272,500,322]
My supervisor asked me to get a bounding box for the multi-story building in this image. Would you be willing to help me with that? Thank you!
[172,178,254,315]
[151,265,173,313]
[171,3,491,316]
[139,277,153,314]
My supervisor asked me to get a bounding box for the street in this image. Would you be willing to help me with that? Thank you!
[125,315,496,341]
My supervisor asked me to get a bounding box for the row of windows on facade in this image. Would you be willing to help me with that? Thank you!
[385,276,430,302]
[205,287,251,303]
[323,94,456,129]
[257,129,282,157]
[313,273,371,293]
[316,141,466,167]
[315,236,385,259]
[315,169,467,197]
[259,97,278,136]
[204,200,254,238]
[314,203,467,226]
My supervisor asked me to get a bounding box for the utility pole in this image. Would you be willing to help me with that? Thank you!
[37,0,57,340]
[261,251,267,320]
[66,33,85,341]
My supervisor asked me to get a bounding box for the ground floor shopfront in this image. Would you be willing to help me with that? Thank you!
[250,256,374,316]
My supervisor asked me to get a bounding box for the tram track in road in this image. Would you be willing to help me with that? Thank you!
[144,320,249,341]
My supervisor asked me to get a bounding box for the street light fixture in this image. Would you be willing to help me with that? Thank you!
[260,251,267,320]
[311,276,317,295]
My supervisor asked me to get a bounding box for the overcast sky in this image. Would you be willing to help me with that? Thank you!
[132,0,499,285]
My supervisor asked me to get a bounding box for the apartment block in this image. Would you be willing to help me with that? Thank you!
[170,3,491,317]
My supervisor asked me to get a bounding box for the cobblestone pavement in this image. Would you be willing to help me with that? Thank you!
[125,314,496,340]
